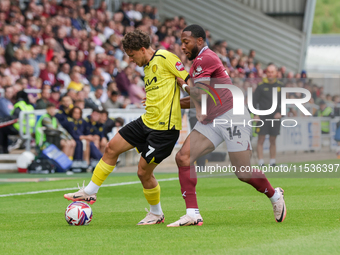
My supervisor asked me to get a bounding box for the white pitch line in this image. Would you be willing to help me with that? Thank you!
[0,177,178,198]
[0,173,233,198]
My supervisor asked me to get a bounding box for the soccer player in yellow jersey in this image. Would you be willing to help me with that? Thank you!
[64,30,189,225]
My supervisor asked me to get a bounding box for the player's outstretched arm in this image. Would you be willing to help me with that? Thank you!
[180,96,195,109]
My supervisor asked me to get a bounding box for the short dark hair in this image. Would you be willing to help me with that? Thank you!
[111,91,118,96]
[267,63,278,70]
[92,108,101,113]
[4,86,12,93]
[100,109,108,117]
[122,29,151,51]
[47,102,56,108]
[115,117,125,126]
[183,24,206,40]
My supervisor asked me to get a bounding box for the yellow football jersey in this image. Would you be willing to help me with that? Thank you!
[142,49,189,130]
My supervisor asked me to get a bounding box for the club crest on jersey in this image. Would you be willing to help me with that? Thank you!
[175,61,185,71]
[192,66,203,77]
[152,64,157,73]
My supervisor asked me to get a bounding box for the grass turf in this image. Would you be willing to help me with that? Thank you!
[0,161,340,254]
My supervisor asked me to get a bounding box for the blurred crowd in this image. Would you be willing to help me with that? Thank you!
[0,0,337,155]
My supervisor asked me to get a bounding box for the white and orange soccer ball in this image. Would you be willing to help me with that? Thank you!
[65,201,93,226]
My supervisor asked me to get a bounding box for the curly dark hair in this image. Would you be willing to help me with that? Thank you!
[122,29,151,51]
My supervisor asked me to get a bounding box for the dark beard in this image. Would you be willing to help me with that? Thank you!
[188,45,199,61]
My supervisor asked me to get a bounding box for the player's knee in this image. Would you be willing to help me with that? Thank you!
[60,139,66,147]
[104,140,118,157]
[175,150,190,166]
[235,171,252,182]
[238,176,251,183]
[257,137,265,145]
[70,139,76,148]
[137,168,151,181]
[269,137,276,145]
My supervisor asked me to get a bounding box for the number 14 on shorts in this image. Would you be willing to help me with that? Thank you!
[226,126,241,140]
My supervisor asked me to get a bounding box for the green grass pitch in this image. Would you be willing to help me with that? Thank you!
[0,159,340,254]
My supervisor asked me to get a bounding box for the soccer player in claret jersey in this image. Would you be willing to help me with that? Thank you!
[167,25,287,227]
[64,30,190,225]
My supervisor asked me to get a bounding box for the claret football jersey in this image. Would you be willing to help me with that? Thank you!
[190,46,234,124]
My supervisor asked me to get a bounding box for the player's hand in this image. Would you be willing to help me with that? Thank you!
[141,97,146,106]
[176,77,185,87]
[274,112,282,119]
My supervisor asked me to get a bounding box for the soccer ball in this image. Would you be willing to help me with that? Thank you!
[65,201,93,226]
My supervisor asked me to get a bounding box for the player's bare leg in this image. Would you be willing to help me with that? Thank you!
[257,134,266,166]
[83,140,91,165]
[64,133,133,204]
[229,150,286,222]
[269,135,277,166]
[167,130,214,227]
[136,157,165,225]
[100,137,108,154]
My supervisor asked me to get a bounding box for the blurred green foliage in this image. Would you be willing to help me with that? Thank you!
[313,0,340,34]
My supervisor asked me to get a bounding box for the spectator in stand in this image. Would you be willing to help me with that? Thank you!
[3,61,21,84]
[49,85,61,109]
[35,102,76,159]
[103,91,124,110]
[317,100,333,134]
[39,61,56,86]
[82,84,98,110]
[280,66,287,78]
[0,86,18,154]
[67,50,77,69]
[0,86,14,118]
[76,51,85,67]
[5,33,20,65]
[89,75,101,91]
[56,63,71,88]
[84,50,96,77]
[66,89,78,103]
[64,28,80,53]
[35,86,51,109]
[74,99,85,109]
[65,106,102,164]
[89,85,104,110]
[128,74,145,106]
[85,109,107,153]
[68,72,84,92]
[115,66,132,96]
[55,95,73,127]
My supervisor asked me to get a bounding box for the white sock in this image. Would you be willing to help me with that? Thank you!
[258,159,264,165]
[269,189,280,203]
[84,181,100,195]
[187,208,200,218]
[150,202,163,215]
[270,159,276,165]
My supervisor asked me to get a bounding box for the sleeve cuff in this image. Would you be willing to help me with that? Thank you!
[193,77,211,83]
